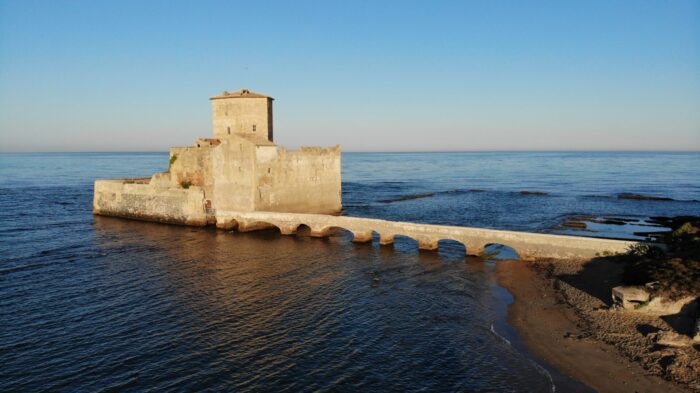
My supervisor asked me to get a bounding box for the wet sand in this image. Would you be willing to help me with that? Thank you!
[496,259,696,393]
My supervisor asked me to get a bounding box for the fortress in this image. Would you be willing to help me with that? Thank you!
[93,89,342,226]
[94,89,637,260]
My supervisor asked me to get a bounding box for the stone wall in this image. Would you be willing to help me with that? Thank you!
[211,97,272,142]
[253,145,342,214]
[94,89,341,221]
[169,146,214,198]
[93,178,207,226]
[210,139,257,212]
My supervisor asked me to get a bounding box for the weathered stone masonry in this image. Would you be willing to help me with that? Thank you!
[94,88,638,260]
[94,89,342,223]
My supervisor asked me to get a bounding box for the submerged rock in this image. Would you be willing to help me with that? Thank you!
[562,221,587,229]
[380,193,435,203]
[618,193,674,201]
[589,218,630,225]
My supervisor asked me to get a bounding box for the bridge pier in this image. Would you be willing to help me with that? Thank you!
[418,238,438,251]
[278,225,298,235]
[379,234,395,246]
[310,227,331,237]
[465,243,485,256]
[352,231,373,243]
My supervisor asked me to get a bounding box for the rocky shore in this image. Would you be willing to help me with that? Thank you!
[497,255,699,392]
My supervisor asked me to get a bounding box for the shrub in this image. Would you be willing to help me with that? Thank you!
[620,221,700,299]
[627,243,665,259]
[168,154,178,171]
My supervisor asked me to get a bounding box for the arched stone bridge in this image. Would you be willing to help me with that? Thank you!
[215,211,637,260]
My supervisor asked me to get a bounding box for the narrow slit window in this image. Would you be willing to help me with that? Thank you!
[252,125,257,132]
[227,127,231,135]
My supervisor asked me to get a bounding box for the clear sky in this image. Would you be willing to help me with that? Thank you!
[1,0,698,152]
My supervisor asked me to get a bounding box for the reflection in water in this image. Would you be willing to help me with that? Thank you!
[4,151,678,392]
[68,217,561,391]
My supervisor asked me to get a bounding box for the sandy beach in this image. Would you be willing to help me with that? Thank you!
[496,258,699,393]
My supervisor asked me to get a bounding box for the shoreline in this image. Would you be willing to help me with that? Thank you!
[496,258,696,393]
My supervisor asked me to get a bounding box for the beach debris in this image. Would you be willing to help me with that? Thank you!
[370,271,380,286]
[563,331,589,340]
[612,286,650,310]
[612,285,697,315]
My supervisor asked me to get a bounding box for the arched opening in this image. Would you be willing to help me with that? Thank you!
[216,218,238,231]
[483,243,519,260]
[237,221,278,233]
[438,239,467,260]
[325,226,355,242]
[295,224,312,236]
[231,221,282,242]
[392,234,420,253]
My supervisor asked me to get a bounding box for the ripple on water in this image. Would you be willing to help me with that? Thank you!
[3,152,699,392]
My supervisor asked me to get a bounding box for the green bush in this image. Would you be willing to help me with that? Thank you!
[168,154,178,171]
[620,221,700,299]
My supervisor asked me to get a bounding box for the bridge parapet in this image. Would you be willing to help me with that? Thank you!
[215,211,637,260]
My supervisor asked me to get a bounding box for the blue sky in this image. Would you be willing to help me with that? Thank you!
[1,0,698,151]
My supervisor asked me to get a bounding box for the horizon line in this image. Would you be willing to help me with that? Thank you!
[2,149,700,154]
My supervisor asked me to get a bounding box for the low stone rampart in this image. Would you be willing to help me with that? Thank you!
[93,179,207,226]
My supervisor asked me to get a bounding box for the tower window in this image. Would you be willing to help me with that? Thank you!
[227,127,231,135]
[252,125,257,132]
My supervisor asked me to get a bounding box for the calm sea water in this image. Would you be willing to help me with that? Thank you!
[1,152,699,392]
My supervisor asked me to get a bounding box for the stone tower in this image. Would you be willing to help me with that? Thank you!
[210,89,274,143]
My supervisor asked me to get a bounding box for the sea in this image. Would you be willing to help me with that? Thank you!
[1,151,699,392]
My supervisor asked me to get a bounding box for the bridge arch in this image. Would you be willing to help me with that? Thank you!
[483,243,520,260]
[437,239,468,258]
[215,217,238,231]
[324,226,356,241]
[237,220,278,233]
[307,225,333,237]
[391,234,421,251]
[294,223,312,236]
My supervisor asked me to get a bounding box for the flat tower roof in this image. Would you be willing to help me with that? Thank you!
[210,89,273,100]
